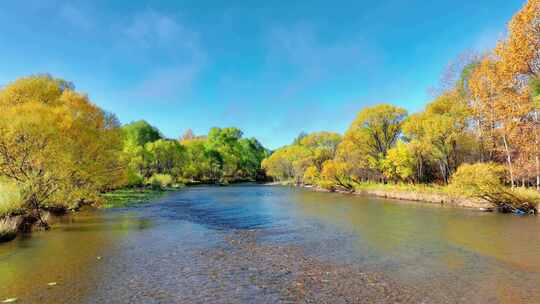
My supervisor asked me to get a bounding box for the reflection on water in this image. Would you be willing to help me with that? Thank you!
[0,210,153,303]
[1,185,539,303]
[287,189,540,303]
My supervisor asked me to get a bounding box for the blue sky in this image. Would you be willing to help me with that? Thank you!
[0,0,525,149]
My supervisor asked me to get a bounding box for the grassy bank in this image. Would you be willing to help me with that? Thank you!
[351,182,490,209]
[298,181,540,211]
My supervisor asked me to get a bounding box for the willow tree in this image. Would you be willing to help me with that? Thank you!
[403,91,474,183]
[0,75,126,224]
[336,104,407,182]
[298,132,342,171]
[261,145,311,183]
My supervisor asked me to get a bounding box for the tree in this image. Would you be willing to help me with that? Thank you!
[207,127,244,180]
[261,132,341,184]
[381,141,416,183]
[468,57,501,163]
[348,104,407,160]
[0,75,126,225]
[402,91,474,183]
[144,139,186,178]
[303,165,320,185]
[298,132,342,171]
[330,104,407,183]
[449,163,538,213]
[122,120,162,147]
[261,145,311,183]
[320,160,355,190]
[239,138,268,179]
[293,131,308,145]
[181,129,196,141]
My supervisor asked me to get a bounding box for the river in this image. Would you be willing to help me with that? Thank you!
[1,184,540,303]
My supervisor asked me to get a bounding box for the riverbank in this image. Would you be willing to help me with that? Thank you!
[351,183,493,209]
[0,187,176,244]
[271,181,494,210]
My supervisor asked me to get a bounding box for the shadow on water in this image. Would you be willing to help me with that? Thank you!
[151,185,274,230]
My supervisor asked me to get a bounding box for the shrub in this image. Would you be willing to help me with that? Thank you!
[146,174,173,189]
[449,162,507,199]
[449,163,539,213]
[126,169,144,187]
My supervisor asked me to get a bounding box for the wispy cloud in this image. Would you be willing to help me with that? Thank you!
[121,9,206,100]
[265,23,381,99]
[132,65,200,99]
[59,3,94,30]
[124,9,193,48]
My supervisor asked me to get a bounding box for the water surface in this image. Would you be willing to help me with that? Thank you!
[1,185,539,303]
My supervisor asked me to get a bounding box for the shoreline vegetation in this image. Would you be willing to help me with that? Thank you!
[2,0,540,243]
[261,1,540,218]
[269,181,493,209]
[0,74,269,242]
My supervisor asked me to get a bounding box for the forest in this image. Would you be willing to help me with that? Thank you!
[1,0,540,239]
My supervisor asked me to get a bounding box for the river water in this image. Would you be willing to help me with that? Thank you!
[1,185,540,303]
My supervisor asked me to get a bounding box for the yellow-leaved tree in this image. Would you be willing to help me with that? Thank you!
[0,75,126,226]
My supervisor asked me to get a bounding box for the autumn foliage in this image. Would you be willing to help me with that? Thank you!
[0,75,126,223]
[262,0,540,211]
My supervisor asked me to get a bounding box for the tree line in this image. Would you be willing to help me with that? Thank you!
[262,0,540,212]
[0,75,268,223]
[122,121,268,188]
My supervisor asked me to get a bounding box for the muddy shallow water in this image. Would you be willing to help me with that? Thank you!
[1,185,540,303]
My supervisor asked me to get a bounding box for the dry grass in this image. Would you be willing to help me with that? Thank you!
[0,180,24,218]
[353,182,449,195]
[350,182,492,209]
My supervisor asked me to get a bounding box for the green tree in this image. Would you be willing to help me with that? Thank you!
[122,120,162,147]
[145,139,187,178]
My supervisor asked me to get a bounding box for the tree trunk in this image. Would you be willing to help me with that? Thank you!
[535,111,540,190]
[502,134,515,188]
[536,155,540,190]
